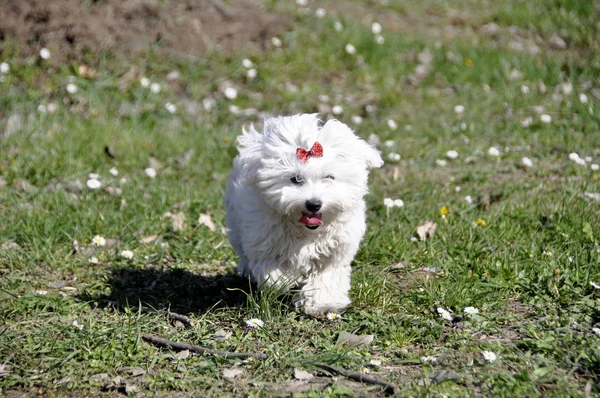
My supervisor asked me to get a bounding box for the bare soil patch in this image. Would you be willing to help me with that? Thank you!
[0,0,287,61]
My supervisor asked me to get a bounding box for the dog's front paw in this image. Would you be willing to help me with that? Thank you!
[295,295,351,316]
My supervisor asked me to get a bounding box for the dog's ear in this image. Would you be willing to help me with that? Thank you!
[319,120,384,170]
[235,124,263,185]
[357,139,384,170]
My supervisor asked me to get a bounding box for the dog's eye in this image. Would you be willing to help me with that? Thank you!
[291,175,304,185]
[325,175,335,180]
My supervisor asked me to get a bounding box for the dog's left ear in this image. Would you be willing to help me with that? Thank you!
[357,139,384,170]
[319,119,384,170]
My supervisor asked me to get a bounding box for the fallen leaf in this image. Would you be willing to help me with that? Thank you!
[0,364,11,378]
[337,331,374,347]
[431,369,462,384]
[171,212,187,232]
[118,66,138,91]
[294,369,314,380]
[584,192,600,201]
[176,150,195,169]
[104,375,123,390]
[175,350,190,360]
[103,186,122,196]
[416,221,437,241]
[198,213,216,231]
[125,383,138,394]
[121,366,146,377]
[222,368,243,379]
[148,156,163,171]
[89,373,109,383]
[212,329,232,340]
[140,235,158,244]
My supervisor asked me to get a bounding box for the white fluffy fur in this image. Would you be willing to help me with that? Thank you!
[225,114,383,315]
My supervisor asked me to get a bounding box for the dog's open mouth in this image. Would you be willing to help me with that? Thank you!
[299,212,323,229]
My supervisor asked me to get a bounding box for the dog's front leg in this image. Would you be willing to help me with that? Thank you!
[295,264,352,316]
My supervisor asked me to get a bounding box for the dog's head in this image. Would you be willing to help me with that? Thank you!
[235,114,383,230]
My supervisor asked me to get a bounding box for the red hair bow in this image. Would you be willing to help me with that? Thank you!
[296,142,323,164]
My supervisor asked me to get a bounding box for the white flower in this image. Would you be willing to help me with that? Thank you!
[371,22,382,34]
[388,152,401,162]
[271,37,282,47]
[384,140,395,147]
[345,44,356,55]
[482,351,497,362]
[543,250,553,257]
[375,35,385,45]
[454,105,465,114]
[521,116,533,127]
[437,307,453,321]
[296,0,308,5]
[242,58,253,69]
[66,83,78,94]
[0,62,9,74]
[120,250,134,259]
[368,133,380,145]
[47,103,57,113]
[579,93,588,104]
[590,282,600,289]
[92,235,106,246]
[520,85,530,94]
[35,290,48,295]
[332,105,344,115]
[351,115,363,125]
[150,83,161,94]
[446,150,459,159]
[229,105,240,114]
[109,167,119,177]
[369,359,382,366]
[464,306,480,315]
[72,320,84,330]
[435,159,447,167]
[334,22,343,32]
[540,114,552,124]
[585,156,592,162]
[89,256,99,264]
[410,237,419,242]
[384,198,394,208]
[521,157,533,168]
[88,173,100,179]
[393,199,404,208]
[465,195,473,204]
[40,48,51,60]
[387,119,398,130]
[593,327,600,335]
[568,256,574,263]
[120,177,128,184]
[224,87,238,100]
[326,312,341,320]
[247,69,257,80]
[591,164,599,171]
[359,367,370,374]
[488,147,500,157]
[245,318,264,328]
[86,179,102,189]
[145,168,157,178]
[315,8,326,18]
[420,355,437,363]
[37,104,47,113]
[165,102,177,114]
[140,77,150,87]
[454,186,462,193]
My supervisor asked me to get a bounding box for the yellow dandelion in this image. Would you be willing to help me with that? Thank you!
[440,206,450,216]
[476,218,487,226]
[465,58,473,67]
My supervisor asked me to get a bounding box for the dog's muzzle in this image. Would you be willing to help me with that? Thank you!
[299,212,323,229]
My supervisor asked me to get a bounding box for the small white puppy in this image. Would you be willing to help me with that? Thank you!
[225,114,383,315]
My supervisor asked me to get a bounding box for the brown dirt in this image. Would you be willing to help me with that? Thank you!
[0,0,287,61]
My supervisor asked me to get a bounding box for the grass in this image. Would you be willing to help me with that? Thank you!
[1,0,600,396]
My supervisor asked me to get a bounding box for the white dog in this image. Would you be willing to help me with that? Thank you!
[225,114,383,315]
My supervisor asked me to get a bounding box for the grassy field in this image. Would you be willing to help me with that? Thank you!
[1,0,600,396]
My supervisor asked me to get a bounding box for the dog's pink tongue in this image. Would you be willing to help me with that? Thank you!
[299,212,323,226]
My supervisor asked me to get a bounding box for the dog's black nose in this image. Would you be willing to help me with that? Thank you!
[305,199,322,213]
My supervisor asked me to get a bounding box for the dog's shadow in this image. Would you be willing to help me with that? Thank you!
[79,266,251,314]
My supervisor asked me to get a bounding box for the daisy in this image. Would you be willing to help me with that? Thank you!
[369,359,382,366]
[35,290,48,295]
[334,22,343,32]
[384,140,395,147]
[579,93,588,104]
[521,117,533,127]
[224,87,238,100]
[351,115,363,125]
[488,147,500,157]
[140,77,150,87]
[593,327,600,335]
[40,48,51,60]
[296,0,307,5]
[465,195,473,204]
[86,179,101,189]
[540,114,552,124]
[0,62,9,74]
[464,306,480,315]
[371,22,382,34]
[315,8,326,18]
[326,312,341,320]
[591,164,599,171]
[454,105,465,115]
[247,69,257,80]
[37,104,47,113]
[520,85,530,94]
[388,152,401,162]
[437,307,453,321]
[145,168,157,178]
[109,167,119,176]
[569,152,580,161]
[89,256,99,264]
[420,355,437,363]
[271,37,282,47]
[165,102,177,114]
[245,318,264,328]
[543,250,553,257]
[72,320,84,330]
[368,133,380,145]
[482,351,497,362]
[393,199,404,208]
[521,157,533,168]
[89,173,100,179]
[359,367,371,374]
[66,83,78,94]
[387,119,398,130]
[242,58,253,69]
[345,44,356,55]
[375,35,385,45]
[150,83,161,94]
[446,150,459,159]
[435,159,447,167]
[120,250,134,259]
[384,198,394,208]
[332,105,344,115]
[590,281,600,289]
[92,235,106,246]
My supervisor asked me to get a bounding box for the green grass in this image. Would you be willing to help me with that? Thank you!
[2,0,600,396]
